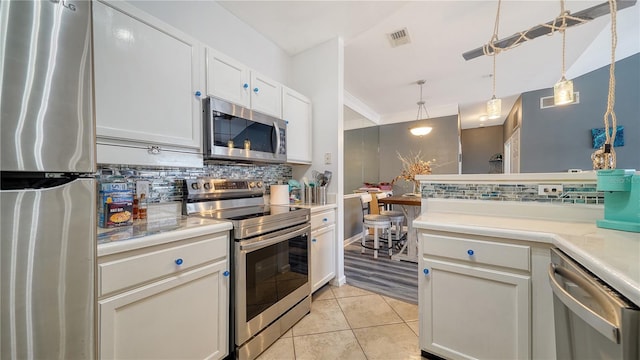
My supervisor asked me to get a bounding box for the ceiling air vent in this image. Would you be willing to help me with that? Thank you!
[387,27,411,48]
[540,92,580,109]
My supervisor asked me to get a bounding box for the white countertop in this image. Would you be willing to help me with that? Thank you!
[416,172,597,183]
[414,212,640,305]
[98,217,232,257]
[295,203,337,212]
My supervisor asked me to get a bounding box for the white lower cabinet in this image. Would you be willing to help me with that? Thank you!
[98,232,229,360]
[310,209,336,293]
[311,224,336,293]
[418,231,554,360]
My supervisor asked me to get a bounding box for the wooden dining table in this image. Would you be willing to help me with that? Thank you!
[377,195,423,263]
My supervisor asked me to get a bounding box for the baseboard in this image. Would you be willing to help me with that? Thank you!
[344,234,361,246]
[330,275,346,287]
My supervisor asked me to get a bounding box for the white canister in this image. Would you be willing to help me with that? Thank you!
[270,185,290,205]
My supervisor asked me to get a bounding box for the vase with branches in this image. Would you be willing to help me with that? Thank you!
[391,151,432,194]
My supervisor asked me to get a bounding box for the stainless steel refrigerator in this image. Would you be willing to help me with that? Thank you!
[1,1,96,358]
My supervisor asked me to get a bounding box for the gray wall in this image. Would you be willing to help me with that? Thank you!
[343,196,364,241]
[344,115,459,194]
[462,125,504,174]
[379,116,460,194]
[520,53,640,172]
[344,126,380,192]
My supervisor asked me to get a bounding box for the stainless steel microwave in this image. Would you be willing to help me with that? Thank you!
[203,97,286,163]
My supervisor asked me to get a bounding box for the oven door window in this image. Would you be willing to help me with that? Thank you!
[245,233,308,321]
[214,114,276,153]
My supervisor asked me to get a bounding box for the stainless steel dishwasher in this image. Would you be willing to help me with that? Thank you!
[549,248,639,360]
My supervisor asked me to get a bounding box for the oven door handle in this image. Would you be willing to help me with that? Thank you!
[548,263,621,343]
[239,224,310,251]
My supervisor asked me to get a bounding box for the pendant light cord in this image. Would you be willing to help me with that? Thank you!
[483,0,502,98]
[560,0,567,79]
[604,0,617,165]
[416,81,429,119]
[591,0,618,169]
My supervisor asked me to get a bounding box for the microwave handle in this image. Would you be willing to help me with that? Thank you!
[273,121,281,155]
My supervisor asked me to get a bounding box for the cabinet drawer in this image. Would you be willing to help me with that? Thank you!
[99,234,227,296]
[311,210,335,229]
[422,234,530,271]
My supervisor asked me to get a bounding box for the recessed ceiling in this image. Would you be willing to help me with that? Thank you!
[218,1,639,129]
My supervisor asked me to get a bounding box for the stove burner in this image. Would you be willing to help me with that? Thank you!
[184,178,310,240]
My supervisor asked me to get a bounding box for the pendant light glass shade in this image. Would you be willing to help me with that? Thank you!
[410,126,433,136]
[554,77,574,105]
[486,96,502,119]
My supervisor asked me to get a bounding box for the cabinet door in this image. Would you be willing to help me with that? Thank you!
[311,224,336,293]
[205,47,250,108]
[99,261,229,360]
[420,258,530,360]
[283,87,312,163]
[250,71,282,118]
[93,0,202,150]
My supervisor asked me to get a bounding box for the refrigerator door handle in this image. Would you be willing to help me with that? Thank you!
[548,263,620,344]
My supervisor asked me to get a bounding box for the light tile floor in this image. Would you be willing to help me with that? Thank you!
[256,284,423,360]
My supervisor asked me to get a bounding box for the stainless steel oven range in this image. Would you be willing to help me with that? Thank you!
[184,178,311,360]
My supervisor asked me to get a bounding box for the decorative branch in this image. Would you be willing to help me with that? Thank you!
[391,151,432,190]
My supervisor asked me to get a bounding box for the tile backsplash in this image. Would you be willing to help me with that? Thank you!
[98,163,292,204]
[421,182,604,205]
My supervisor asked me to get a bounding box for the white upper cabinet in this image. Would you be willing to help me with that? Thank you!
[205,47,250,108]
[250,71,282,118]
[93,0,203,167]
[205,47,282,118]
[283,86,312,164]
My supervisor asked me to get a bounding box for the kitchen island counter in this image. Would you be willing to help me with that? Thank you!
[414,210,640,306]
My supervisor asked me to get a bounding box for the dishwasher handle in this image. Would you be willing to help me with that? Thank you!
[548,263,621,344]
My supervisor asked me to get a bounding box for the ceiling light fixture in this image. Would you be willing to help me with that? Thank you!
[462,0,635,61]
[410,80,433,136]
[485,0,502,120]
[554,0,575,105]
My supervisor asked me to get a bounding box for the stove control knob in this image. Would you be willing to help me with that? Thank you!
[203,182,211,190]
[256,181,263,188]
[248,181,255,189]
[191,182,200,190]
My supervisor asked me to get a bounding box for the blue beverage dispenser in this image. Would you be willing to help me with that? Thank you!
[596,169,640,232]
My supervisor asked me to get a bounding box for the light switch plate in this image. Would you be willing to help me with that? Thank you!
[324,152,332,164]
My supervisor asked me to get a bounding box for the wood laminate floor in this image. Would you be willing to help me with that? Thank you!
[343,242,418,304]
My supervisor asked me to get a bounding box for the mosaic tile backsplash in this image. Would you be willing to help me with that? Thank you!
[97,163,292,204]
[421,182,604,205]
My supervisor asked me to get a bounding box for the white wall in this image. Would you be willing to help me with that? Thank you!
[127,0,292,84]
[567,3,640,79]
[290,37,345,286]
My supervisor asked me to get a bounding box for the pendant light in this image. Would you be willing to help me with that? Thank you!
[486,53,502,119]
[554,0,575,105]
[410,80,432,136]
[486,0,502,120]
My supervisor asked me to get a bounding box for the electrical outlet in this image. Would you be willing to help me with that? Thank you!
[538,184,563,196]
[324,152,332,165]
[136,180,150,197]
